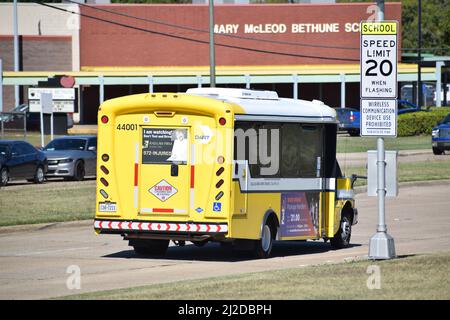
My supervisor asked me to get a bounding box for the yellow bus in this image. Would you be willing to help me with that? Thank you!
[94,88,358,258]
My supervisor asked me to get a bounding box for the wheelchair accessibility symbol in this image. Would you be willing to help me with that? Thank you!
[213,202,222,212]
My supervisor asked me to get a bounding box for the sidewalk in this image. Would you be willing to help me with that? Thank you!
[337,149,449,167]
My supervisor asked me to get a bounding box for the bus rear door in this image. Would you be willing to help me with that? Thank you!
[138,126,191,217]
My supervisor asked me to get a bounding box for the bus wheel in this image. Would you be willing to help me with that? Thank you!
[130,239,169,257]
[330,214,352,249]
[255,222,274,259]
[192,239,208,247]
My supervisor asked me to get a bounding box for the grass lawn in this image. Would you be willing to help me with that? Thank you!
[0,180,95,227]
[0,133,63,148]
[337,135,431,153]
[345,161,450,187]
[61,251,450,300]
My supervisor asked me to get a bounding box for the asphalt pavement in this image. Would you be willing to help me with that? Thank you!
[0,182,449,299]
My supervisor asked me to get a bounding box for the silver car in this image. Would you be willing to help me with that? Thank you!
[43,136,97,181]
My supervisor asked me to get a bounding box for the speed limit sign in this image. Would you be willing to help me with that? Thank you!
[360,21,398,137]
[360,21,398,99]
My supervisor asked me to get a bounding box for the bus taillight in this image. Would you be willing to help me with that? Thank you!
[101,115,109,124]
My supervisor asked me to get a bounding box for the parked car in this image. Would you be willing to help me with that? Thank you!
[335,107,360,136]
[336,99,422,136]
[0,104,73,131]
[0,140,47,187]
[432,113,450,155]
[43,135,97,181]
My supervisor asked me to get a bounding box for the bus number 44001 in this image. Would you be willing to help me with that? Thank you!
[116,124,138,131]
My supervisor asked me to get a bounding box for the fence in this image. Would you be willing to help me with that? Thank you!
[0,112,27,139]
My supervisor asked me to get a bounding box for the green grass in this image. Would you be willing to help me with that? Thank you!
[61,252,450,300]
[337,135,431,153]
[0,180,95,227]
[343,161,450,187]
[0,133,63,148]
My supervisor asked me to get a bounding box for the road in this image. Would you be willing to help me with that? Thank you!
[0,182,449,299]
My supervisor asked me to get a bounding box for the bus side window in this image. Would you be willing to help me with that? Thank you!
[298,124,322,178]
[279,123,323,178]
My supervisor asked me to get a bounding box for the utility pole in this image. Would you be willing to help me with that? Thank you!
[417,0,423,107]
[13,0,20,107]
[208,0,216,87]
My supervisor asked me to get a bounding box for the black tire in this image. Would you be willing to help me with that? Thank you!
[130,239,169,257]
[433,147,444,155]
[330,213,352,249]
[192,239,208,247]
[0,167,8,187]
[33,165,45,184]
[254,221,275,259]
[72,160,85,181]
[348,129,360,137]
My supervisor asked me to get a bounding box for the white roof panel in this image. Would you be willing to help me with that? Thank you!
[186,88,336,122]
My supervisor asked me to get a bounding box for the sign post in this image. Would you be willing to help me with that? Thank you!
[40,93,53,148]
[360,20,397,260]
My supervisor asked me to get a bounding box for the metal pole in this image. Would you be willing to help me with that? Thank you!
[245,74,251,89]
[40,109,44,148]
[368,0,396,260]
[197,75,202,88]
[13,0,20,107]
[148,75,154,93]
[99,75,104,104]
[436,61,443,107]
[50,112,54,142]
[418,0,422,108]
[208,0,216,87]
[293,74,298,100]
[340,73,346,108]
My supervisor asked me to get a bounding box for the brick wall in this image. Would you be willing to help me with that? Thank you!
[0,36,72,110]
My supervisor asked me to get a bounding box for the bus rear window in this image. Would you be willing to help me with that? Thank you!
[142,128,188,165]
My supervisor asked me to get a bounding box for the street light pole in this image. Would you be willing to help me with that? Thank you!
[13,0,20,107]
[208,0,216,88]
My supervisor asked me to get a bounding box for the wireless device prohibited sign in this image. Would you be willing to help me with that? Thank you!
[360,21,398,137]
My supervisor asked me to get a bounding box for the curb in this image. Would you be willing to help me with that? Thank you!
[353,179,450,195]
[1,179,449,234]
[0,219,92,235]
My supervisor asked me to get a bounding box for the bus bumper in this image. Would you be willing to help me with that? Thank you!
[94,219,228,240]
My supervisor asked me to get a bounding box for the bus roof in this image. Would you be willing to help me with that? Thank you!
[185,88,336,121]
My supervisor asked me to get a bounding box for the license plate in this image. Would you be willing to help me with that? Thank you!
[99,202,117,212]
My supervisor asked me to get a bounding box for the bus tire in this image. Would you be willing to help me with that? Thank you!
[130,239,169,257]
[192,240,208,247]
[254,221,275,259]
[330,213,352,249]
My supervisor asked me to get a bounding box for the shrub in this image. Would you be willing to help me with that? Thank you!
[398,107,450,136]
